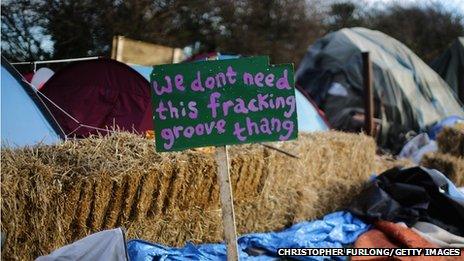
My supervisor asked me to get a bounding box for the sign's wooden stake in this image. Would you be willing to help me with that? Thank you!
[215,145,239,261]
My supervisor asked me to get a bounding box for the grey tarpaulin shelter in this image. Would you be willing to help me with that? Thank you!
[296,27,463,152]
[431,37,464,103]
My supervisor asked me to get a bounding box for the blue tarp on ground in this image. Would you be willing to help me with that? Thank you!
[127,211,368,261]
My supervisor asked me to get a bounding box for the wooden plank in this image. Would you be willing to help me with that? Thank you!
[215,145,239,261]
[111,35,183,65]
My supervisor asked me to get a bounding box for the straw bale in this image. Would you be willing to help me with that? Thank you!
[61,180,83,239]
[421,152,464,186]
[102,179,125,229]
[436,123,464,157]
[88,172,112,230]
[374,155,414,174]
[1,131,376,260]
[131,165,159,221]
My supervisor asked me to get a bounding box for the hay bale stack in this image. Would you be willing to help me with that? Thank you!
[419,124,464,186]
[1,131,376,260]
[421,153,464,186]
[436,123,464,157]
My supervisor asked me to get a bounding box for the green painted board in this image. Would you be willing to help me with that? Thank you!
[150,56,298,152]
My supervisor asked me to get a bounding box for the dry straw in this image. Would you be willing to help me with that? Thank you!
[420,124,464,186]
[436,123,464,157]
[2,131,376,260]
[421,152,464,186]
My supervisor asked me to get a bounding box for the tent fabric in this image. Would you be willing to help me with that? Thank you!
[35,228,128,261]
[127,211,368,261]
[296,27,463,152]
[31,67,54,90]
[40,59,153,137]
[131,64,329,133]
[1,56,63,147]
[431,37,464,103]
[295,86,330,132]
[347,167,464,236]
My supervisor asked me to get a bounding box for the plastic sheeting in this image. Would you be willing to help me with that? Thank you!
[35,228,128,261]
[348,167,464,236]
[428,115,463,140]
[296,28,463,152]
[398,133,437,164]
[412,222,464,248]
[127,211,368,261]
[431,37,464,103]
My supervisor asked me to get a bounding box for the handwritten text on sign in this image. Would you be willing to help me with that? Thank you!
[151,56,298,152]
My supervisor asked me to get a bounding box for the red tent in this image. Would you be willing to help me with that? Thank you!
[40,59,153,137]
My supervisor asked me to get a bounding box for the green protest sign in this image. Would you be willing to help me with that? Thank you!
[150,56,298,152]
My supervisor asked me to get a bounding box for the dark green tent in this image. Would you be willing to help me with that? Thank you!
[296,28,463,152]
[431,37,464,103]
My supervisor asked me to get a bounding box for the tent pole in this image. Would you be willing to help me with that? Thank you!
[362,52,374,137]
[11,56,100,65]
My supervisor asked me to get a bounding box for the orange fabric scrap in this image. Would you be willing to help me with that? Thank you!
[352,220,463,261]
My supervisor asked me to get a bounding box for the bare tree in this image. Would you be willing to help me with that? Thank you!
[4,0,460,65]
[367,4,464,63]
[1,0,50,61]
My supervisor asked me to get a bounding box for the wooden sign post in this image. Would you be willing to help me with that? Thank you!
[362,52,374,137]
[149,56,298,260]
[215,145,239,260]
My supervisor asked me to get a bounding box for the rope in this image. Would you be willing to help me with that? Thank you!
[36,91,80,124]
[36,90,119,138]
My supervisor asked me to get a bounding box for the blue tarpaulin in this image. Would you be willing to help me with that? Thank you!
[428,115,463,140]
[127,211,368,261]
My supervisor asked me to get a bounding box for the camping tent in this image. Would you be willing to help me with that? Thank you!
[296,27,463,152]
[132,63,329,133]
[431,37,464,103]
[31,67,54,90]
[1,56,63,147]
[295,86,330,132]
[40,59,153,137]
